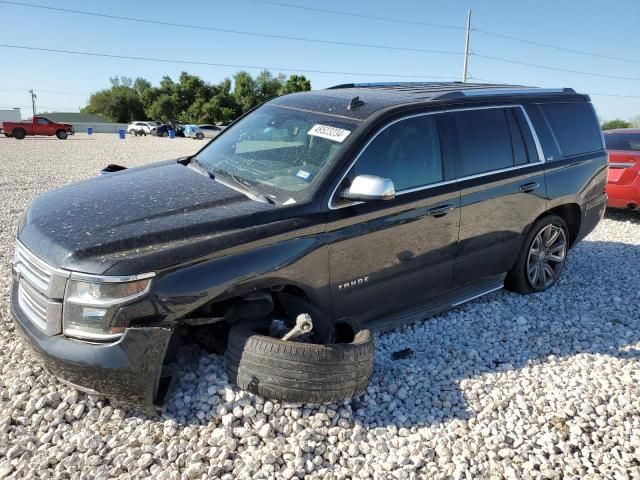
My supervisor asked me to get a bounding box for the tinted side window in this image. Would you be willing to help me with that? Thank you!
[506,109,528,166]
[604,131,640,151]
[541,102,603,157]
[513,108,540,163]
[450,108,514,176]
[354,115,443,191]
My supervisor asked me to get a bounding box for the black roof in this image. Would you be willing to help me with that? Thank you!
[270,82,583,121]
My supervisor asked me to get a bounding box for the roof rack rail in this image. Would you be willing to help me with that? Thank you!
[327,82,467,90]
[432,87,576,101]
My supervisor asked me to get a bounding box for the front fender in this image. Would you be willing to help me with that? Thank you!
[153,235,330,323]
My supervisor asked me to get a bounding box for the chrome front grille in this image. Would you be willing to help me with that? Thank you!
[18,282,48,331]
[12,242,67,335]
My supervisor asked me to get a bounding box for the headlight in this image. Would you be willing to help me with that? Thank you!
[63,274,153,341]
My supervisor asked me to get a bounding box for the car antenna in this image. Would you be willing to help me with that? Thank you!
[347,96,365,110]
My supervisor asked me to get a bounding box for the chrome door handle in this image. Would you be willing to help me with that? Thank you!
[519,182,540,193]
[427,204,456,217]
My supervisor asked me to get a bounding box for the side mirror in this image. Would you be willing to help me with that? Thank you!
[340,174,395,202]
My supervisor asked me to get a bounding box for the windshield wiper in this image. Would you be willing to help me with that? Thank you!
[189,157,215,180]
[212,168,276,205]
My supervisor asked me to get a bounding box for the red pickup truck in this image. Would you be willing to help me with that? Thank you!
[2,116,74,140]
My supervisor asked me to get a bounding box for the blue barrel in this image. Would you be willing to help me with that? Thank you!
[168,129,175,139]
[118,129,125,140]
[87,127,93,135]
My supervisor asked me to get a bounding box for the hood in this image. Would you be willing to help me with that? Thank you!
[18,160,278,273]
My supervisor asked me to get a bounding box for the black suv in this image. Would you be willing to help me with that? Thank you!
[11,83,607,412]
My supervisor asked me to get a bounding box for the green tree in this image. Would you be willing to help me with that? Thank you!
[255,70,286,104]
[109,76,134,88]
[280,74,311,95]
[82,85,145,123]
[133,78,152,95]
[629,115,640,128]
[233,71,258,114]
[146,94,177,123]
[602,119,633,130]
[83,70,312,124]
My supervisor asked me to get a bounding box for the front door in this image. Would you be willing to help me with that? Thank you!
[325,113,461,324]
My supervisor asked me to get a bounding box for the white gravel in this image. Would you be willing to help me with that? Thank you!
[1,133,639,479]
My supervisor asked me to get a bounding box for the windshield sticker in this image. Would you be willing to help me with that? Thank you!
[296,169,311,180]
[307,124,351,143]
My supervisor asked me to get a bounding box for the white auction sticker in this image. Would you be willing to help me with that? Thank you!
[307,124,351,143]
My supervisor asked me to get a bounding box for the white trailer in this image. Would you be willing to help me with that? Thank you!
[0,108,22,133]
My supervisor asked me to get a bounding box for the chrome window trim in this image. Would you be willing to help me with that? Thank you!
[328,104,546,210]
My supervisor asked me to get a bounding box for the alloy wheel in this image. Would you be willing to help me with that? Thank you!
[526,223,567,289]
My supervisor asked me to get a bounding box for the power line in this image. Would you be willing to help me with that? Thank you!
[471,77,640,99]
[250,0,640,65]
[0,87,89,96]
[0,43,459,80]
[588,92,640,99]
[0,1,462,56]
[249,0,465,30]
[1,44,636,100]
[4,104,79,109]
[3,0,637,80]
[473,53,640,82]
[474,29,640,65]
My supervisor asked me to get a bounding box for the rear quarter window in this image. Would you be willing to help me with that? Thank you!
[541,102,603,157]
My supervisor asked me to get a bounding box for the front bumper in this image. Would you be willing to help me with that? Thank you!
[10,280,173,414]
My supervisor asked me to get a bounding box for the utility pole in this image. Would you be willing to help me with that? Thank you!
[462,10,472,83]
[28,89,37,117]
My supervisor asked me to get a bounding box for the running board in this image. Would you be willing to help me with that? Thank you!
[369,274,505,332]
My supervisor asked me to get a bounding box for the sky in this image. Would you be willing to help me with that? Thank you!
[0,0,639,121]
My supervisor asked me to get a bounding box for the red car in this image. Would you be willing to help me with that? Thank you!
[2,116,74,140]
[604,128,640,210]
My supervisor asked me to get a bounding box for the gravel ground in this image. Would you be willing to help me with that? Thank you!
[0,133,639,479]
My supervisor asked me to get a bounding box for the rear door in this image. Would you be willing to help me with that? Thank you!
[326,113,461,324]
[440,106,548,285]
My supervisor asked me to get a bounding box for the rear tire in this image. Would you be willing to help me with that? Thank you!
[196,132,204,140]
[225,320,374,403]
[505,214,569,294]
[56,130,68,140]
[13,128,25,140]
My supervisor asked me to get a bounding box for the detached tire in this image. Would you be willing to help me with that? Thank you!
[226,320,374,403]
